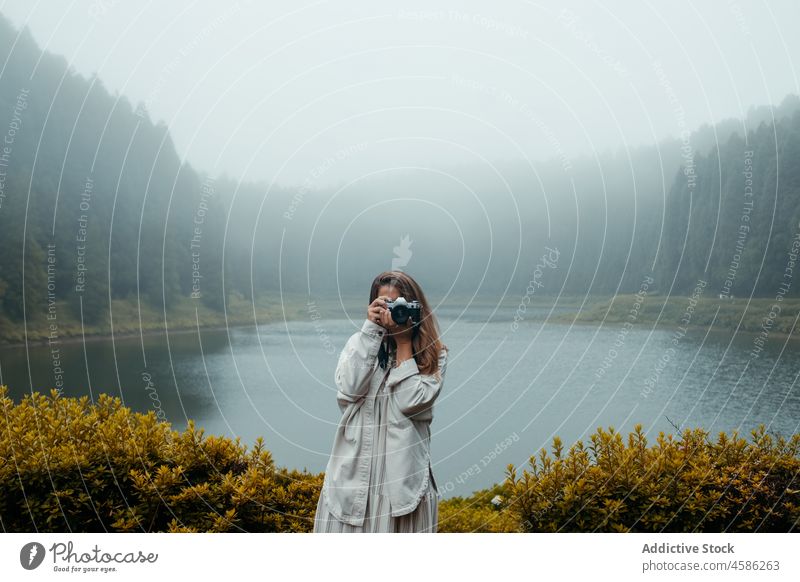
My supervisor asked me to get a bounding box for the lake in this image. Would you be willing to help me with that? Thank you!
[1,304,798,499]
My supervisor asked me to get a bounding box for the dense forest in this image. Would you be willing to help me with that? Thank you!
[1,13,799,331]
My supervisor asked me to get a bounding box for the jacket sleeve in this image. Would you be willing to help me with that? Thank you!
[385,346,448,418]
[335,318,386,412]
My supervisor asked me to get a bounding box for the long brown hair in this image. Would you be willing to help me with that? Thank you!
[369,271,446,375]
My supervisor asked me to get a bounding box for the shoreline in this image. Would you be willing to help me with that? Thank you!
[3,294,798,349]
[10,315,799,352]
[1,321,263,350]
[548,313,800,343]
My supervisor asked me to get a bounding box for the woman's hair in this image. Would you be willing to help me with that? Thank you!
[369,270,447,375]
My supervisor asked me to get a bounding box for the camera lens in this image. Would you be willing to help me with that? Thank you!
[392,305,409,324]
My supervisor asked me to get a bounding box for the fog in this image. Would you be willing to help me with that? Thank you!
[2,0,798,188]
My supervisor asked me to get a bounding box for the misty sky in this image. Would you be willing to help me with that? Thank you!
[1,0,798,189]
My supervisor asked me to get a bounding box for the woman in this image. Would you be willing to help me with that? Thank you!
[313,271,448,533]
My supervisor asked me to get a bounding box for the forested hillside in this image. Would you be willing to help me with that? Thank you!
[0,16,296,327]
[658,113,800,297]
[1,13,799,334]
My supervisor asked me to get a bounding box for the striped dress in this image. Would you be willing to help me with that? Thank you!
[313,359,440,533]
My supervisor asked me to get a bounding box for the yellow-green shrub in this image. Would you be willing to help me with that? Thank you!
[4,386,797,533]
[438,484,520,532]
[0,386,322,532]
[504,424,800,532]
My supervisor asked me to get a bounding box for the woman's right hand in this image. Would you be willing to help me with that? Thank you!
[367,296,388,327]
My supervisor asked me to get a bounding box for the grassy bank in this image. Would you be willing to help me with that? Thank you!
[549,294,800,338]
[0,293,370,347]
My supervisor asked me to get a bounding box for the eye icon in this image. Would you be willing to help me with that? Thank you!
[20,542,46,570]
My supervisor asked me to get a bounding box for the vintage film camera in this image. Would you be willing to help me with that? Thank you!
[385,297,422,325]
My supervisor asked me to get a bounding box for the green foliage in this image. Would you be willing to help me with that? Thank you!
[504,424,800,532]
[0,385,322,532]
[0,223,48,321]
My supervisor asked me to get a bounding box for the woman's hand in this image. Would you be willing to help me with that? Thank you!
[367,296,388,326]
[368,296,414,343]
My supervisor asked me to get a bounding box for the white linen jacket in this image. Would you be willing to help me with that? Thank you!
[321,318,448,526]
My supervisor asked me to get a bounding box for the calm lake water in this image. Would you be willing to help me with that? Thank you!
[2,305,798,499]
